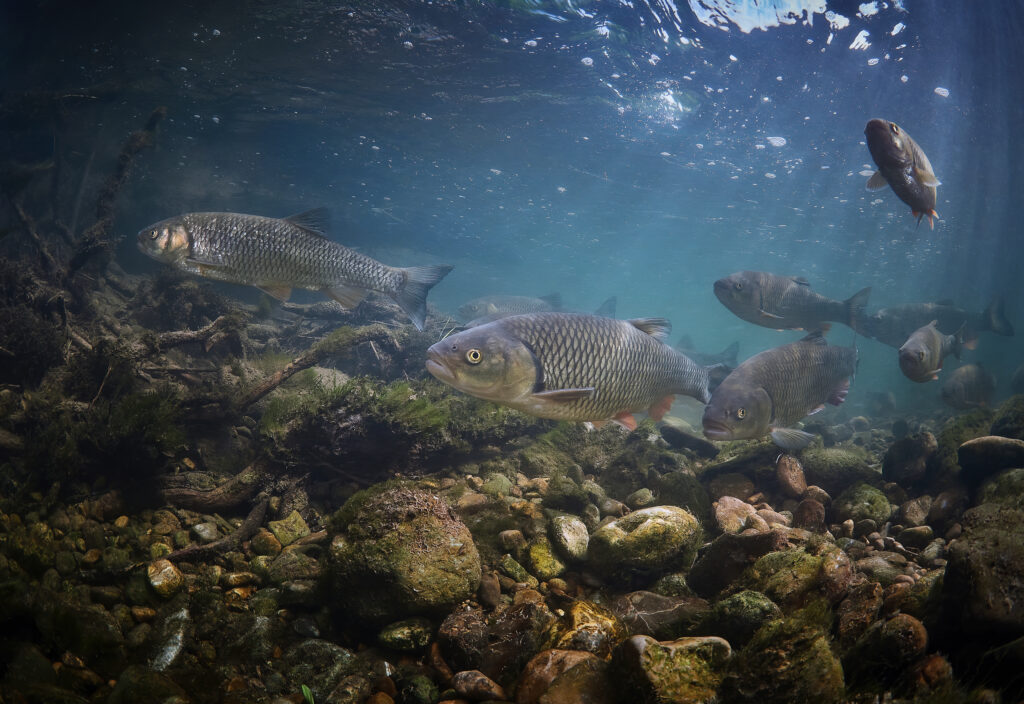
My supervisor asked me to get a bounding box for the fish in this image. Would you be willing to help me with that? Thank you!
[898,320,968,383]
[1011,364,1024,395]
[864,118,941,229]
[713,271,870,331]
[461,295,616,328]
[701,331,858,451]
[425,312,711,430]
[457,293,562,322]
[137,208,452,331]
[941,363,996,410]
[676,336,740,368]
[853,296,1013,349]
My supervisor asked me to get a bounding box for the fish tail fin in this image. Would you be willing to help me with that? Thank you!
[981,294,1014,336]
[394,264,454,331]
[844,286,872,327]
[928,209,938,229]
[721,341,739,367]
[953,321,968,358]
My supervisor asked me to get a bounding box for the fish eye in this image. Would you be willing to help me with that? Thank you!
[734,282,743,291]
[891,123,901,134]
[466,349,482,364]
[918,350,925,361]
[149,230,159,240]
[736,408,746,419]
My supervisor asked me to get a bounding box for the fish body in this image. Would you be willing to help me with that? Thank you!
[458,293,561,322]
[702,331,858,451]
[853,296,1012,349]
[426,312,710,429]
[898,320,964,383]
[864,118,940,228]
[713,271,870,331]
[941,363,996,409]
[137,209,451,330]
[461,295,616,329]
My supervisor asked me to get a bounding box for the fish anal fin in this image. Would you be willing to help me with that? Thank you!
[628,318,671,340]
[770,428,815,452]
[648,395,675,422]
[759,309,784,319]
[799,330,829,345]
[914,167,941,188]
[285,207,330,236]
[257,285,292,301]
[612,412,638,431]
[323,283,367,308]
[866,171,888,190]
[533,388,596,403]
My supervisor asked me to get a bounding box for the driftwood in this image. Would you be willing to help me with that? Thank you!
[68,106,166,275]
[162,458,273,512]
[164,495,269,563]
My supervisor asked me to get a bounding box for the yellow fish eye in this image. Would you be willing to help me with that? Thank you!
[150,230,159,240]
[891,123,901,135]
[736,408,746,419]
[466,349,482,364]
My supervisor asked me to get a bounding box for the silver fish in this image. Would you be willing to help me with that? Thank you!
[898,320,967,383]
[702,331,858,451]
[714,271,870,331]
[853,296,1013,349]
[426,312,710,429]
[137,208,452,330]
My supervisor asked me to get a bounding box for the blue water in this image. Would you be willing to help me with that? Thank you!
[4,0,1022,417]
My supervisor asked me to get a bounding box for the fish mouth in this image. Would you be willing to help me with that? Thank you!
[425,349,454,383]
[864,118,889,136]
[702,419,734,441]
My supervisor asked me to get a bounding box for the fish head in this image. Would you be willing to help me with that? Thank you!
[701,383,771,442]
[897,340,931,381]
[426,324,538,403]
[713,272,759,314]
[138,217,190,263]
[865,119,910,168]
[457,300,490,321]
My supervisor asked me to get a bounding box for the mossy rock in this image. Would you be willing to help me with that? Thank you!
[696,590,782,648]
[610,634,728,704]
[588,506,702,581]
[543,471,591,512]
[978,468,1024,510]
[327,485,481,625]
[798,446,877,496]
[927,408,995,486]
[654,470,713,528]
[991,394,1024,440]
[543,600,628,658]
[721,611,844,704]
[525,536,566,580]
[832,483,892,526]
[731,549,834,614]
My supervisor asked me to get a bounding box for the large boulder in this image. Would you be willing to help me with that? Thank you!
[799,447,878,496]
[610,635,730,704]
[832,483,892,527]
[327,484,481,624]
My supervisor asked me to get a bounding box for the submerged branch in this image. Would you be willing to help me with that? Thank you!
[164,495,269,563]
[161,458,274,513]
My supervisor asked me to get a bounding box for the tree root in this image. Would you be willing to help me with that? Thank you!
[164,495,270,563]
[161,458,274,513]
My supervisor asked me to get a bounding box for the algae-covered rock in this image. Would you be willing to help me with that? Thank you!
[610,634,729,704]
[106,664,190,704]
[588,506,702,580]
[525,536,566,580]
[327,485,481,624]
[944,503,1024,636]
[267,509,310,547]
[721,613,844,704]
[882,432,937,486]
[832,482,892,526]
[516,649,604,704]
[654,470,713,527]
[990,394,1024,440]
[377,617,434,651]
[978,468,1024,510]
[958,435,1024,485]
[283,638,363,702]
[549,514,589,562]
[799,446,877,496]
[696,590,781,648]
[927,408,995,486]
[842,613,928,691]
[732,548,837,612]
[612,591,710,640]
[543,600,628,658]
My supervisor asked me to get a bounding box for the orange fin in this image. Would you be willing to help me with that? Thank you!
[612,412,638,431]
[963,337,978,351]
[648,395,674,422]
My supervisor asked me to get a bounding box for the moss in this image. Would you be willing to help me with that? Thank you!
[990,394,1024,440]
[732,549,837,616]
[0,304,62,388]
[696,590,782,648]
[798,446,878,496]
[928,408,995,486]
[832,482,892,526]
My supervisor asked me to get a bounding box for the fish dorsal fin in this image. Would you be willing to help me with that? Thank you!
[533,388,595,403]
[629,318,671,340]
[284,207,330,236]
[594,296,617,318]
[792,276,811,287]
[539,293,562,309]
[935,299,955,307]
[799,330,828,345]
[866,170,889,190]
[927,319,939,329]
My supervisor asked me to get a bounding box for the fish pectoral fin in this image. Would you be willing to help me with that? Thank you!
[759,309,784,319]
[628,318,671,341]
[807,404,825,416]
[770,428,816,452]
[866,171,889,190]
[914,167,941,188]
[323,283,368,309]
[284,207,330,236]
[257,285,292,301]
[532,388,595,403]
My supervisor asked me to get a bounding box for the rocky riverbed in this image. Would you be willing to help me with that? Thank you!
[3,383,1024,703]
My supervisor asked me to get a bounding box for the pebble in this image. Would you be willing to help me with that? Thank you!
[804,485,831,506]
[452,669,507,701]
[550,515,590,561]
[477,572,502,609]
[715,495,756,533]
[191,522,220,543]
[147,559,184,598]
[626,488,655,509]
[267,510,310,547]
[776,454,807,498]
[793,499,826,532]
[499,529,526,553]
